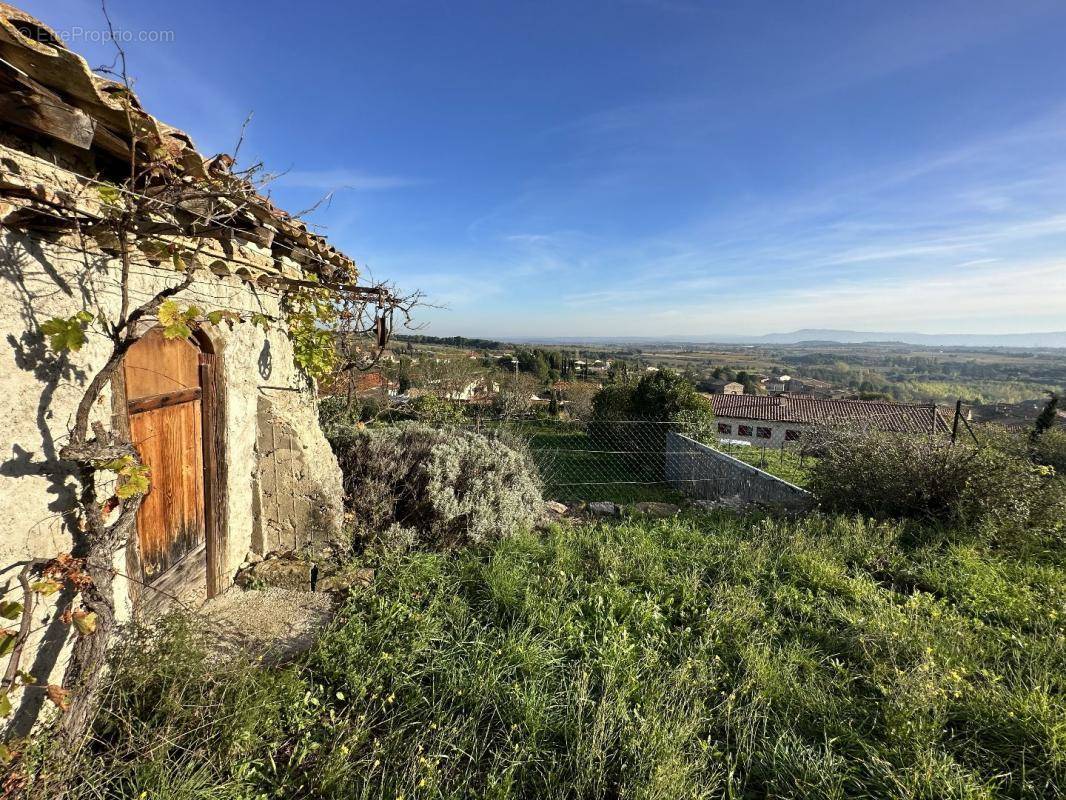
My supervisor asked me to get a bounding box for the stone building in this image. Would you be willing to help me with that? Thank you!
[0,4,357,701]
[709,394,950,448]
[703,379,744,395]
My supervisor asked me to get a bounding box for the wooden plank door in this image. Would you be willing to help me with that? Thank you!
[123,328,206,582]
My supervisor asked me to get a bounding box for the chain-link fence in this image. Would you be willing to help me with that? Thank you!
[469,418,812,508]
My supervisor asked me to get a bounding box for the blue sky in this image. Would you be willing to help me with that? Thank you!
[23,0,1066,338]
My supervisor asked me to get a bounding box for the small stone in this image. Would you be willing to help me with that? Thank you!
[693,496,746,512]
[242,550,264,566]
[545,500,569,516]
[315,566,375,594]
[588,501,619,517]
[631,502,680,518]
[235,558,313,591]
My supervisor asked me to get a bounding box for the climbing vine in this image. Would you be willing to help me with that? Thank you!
[283,284,340,383]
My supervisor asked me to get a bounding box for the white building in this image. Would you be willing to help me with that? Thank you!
[708,395,951,448]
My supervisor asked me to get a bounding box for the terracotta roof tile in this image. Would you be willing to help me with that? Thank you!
[709,394,949,434]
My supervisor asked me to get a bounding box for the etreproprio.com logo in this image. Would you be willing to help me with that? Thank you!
[20,25,176,44]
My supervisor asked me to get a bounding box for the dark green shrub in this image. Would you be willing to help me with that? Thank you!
[329,424,543,549]
[590,382,636,421]
[319,393,387,428]
[591,369,713,423]
[807,427,1066,534]
[629,368,712,421]
[1032,427,1066,473]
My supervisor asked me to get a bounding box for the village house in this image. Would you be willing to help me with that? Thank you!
[762,375,840,399]
[406,376,499,403]
[709,395,951,448]
[0,3,377,699]
[703,378,744,395]
[336,370,400,399]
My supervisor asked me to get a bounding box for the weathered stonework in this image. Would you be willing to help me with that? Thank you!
[0,151,343,724]
[254,396,343,556]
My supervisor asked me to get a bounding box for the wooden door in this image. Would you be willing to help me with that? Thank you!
[123,328,206,582]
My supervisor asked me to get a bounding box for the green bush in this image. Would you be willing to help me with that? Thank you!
[329,424,543,549]
[400,394,468,425]
[590,382,636,420]
[1032,426,1066,473]
[807,427,1066,534]
[319,393,388,429]
[591,369,712,423]
[589,370,715,461]
[629,368,712,421]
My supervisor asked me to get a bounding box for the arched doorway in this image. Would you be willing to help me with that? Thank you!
[122,327,224,600]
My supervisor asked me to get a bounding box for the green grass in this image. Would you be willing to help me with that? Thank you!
[713,443,816,488]
[51,512,1066,799]
[522,420,682,501]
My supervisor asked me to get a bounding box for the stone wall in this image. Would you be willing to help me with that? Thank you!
[0,211,342,724]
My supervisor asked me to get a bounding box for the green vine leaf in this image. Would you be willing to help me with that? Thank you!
[97,183,122,206]
[282,287,337,383]
[0,601,23,620]
[115,466,150,499]
[95,455,151,499]
[0,692,11,721]
[29,579,62,596]
[206,309,241,328]
[157,300,198,340]
[95,456,134,472]
[41,311,94,353]
[0,629,16,658]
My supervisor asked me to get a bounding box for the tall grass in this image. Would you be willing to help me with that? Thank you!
[42,512,1066,799]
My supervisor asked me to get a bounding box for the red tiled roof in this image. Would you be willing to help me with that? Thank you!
[709,394,949,434]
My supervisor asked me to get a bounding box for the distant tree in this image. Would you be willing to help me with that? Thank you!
[494,373,540,418]
[415,356,481,400]
[592,369,711,422]
[396,356,413,394]
[548,391,560,417]
[1031,392,1059,442]
[735,370,761,394]
[606,360,632,384]
[560,381,600,420]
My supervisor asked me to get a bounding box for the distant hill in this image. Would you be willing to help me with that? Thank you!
[516,330,1066,349]
[749,329,1066,348]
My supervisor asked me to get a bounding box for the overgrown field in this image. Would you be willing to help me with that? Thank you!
[54,512,1064,799]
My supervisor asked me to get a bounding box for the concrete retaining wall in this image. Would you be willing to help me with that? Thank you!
[665,432,812,509]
